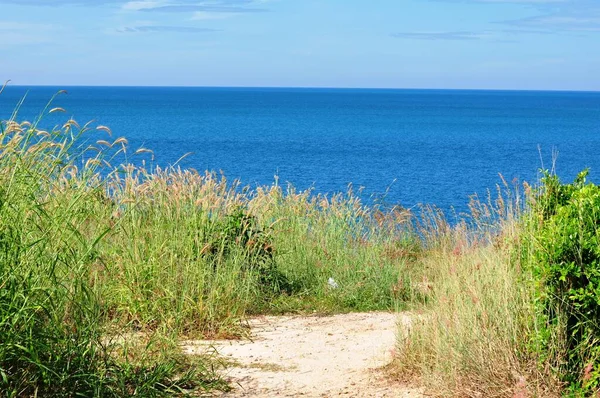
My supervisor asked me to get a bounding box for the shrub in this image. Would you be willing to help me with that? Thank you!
[528,169,600,394]
[201,206,292,294]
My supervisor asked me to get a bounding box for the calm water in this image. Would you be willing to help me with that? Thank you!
[2,86,600,214]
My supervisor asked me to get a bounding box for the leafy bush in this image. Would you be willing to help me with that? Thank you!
[528,169,600,394]
[201,206,293,294]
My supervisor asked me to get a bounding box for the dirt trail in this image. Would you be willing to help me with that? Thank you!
[183,312,423,397]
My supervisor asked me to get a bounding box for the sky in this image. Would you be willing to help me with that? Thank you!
[1,0,599,90]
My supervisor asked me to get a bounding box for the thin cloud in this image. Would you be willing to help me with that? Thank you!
[391,31,484,40]
[0,0,260,6]
[474,0,565,3]
[430,0,567,4]
[191,11,232,19]
[430,0,600,34]
[122,1,166,11]
[500,27,556,34]
[391,28,555,42]
[499,13,600,32]
[119,25,218,33]
[0,0,122,5]
[139,4,267,13]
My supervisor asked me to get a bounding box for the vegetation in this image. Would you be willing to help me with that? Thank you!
[2,90,599,396]
[0,92,414,396]
[396,172,600,397]
[526,170,600,395]
[0,98,229,396]
[394,185,556,397]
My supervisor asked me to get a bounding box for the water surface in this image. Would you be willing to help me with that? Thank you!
[2,86,599,214]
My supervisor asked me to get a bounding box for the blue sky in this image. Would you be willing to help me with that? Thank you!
[1,0,599,90]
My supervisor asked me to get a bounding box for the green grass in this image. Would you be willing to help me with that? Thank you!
[4,91,592,397]
[91,164,415,337]
[0,93,417,395]
[0,100,233,396]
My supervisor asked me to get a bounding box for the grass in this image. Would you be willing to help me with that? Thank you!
[0,100,231,396]
[394,183,565,397]
[0,92,417,395]
[94,167,415,337]
[2,89,586,397]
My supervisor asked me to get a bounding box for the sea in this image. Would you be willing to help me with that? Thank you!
[1,86,599,215]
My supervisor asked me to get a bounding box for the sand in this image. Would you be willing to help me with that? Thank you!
[183,312,423,397]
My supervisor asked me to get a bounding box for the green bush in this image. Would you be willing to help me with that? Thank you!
[528,169,600,394]
[201,206,293,294]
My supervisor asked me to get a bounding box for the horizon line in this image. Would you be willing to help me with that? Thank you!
[4,83,600,94]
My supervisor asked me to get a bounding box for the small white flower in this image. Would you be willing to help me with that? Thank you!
[328,277,339,289]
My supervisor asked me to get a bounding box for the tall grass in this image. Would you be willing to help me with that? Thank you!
[1,91,421,393]
[8,89,576,397]
[394,182,563,397]
[0,98,226,396]
[93,165,418,336]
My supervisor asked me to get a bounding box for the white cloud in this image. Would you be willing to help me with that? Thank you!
[118,24,217,33]
[122,1,166,11]
[191,11,234,20]
[476,0,566,3]
[433,0,567,4]
[391,31,489,40]
[500,10,600,32]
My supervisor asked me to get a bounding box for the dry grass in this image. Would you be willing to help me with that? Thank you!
[394,185,563,397]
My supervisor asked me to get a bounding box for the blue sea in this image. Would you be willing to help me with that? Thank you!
[1,86,600,215]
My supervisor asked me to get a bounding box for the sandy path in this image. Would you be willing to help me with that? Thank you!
[183,312,423,397]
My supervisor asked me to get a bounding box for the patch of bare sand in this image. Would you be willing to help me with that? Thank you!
[183,312,423,397]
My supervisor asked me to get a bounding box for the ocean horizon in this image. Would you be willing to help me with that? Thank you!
[8,84,600,93]
[2,85,599,215]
